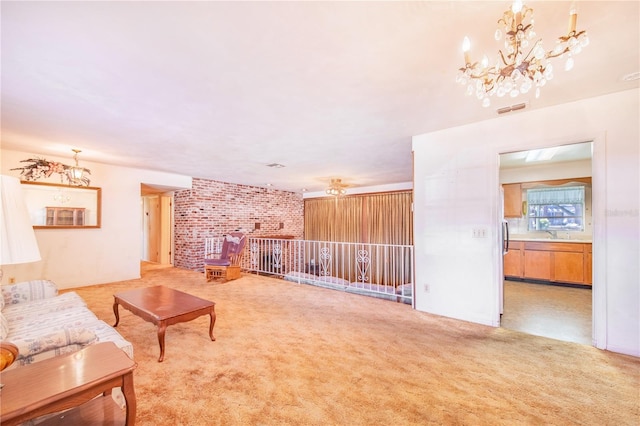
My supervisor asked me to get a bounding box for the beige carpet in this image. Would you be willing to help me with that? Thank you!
[70,266,639,425]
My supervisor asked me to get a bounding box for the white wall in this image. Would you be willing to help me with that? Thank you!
[499,159,592,184]
[1,149,192,289]
[412,88,639,357]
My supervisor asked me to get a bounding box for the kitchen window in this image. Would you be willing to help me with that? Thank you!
[527,186,585,232]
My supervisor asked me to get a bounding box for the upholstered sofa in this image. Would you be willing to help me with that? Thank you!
[0,279,133,370]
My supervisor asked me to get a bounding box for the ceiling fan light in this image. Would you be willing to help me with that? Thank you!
[326,179,347,197]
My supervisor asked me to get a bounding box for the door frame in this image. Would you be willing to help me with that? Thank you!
[495,131,606,349]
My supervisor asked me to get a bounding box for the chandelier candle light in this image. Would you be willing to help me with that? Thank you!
[456,0,589,107]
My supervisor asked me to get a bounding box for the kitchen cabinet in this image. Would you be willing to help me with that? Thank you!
[503,241,523,278]
[503,183,523,218]
[504,240,592,286]
[524,249,552,280]
[584,245,592,285]
[553,251,584,283]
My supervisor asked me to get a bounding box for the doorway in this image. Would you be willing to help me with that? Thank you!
[499,141,593,345]
[141,184,175,266]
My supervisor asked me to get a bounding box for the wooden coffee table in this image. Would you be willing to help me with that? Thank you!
[0,342,136,426]
[113,285,216,362]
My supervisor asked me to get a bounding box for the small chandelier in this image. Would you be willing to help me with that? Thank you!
[69,149,85,183]
[326,179,347,197]
[53,188,71,204]
[456,0,589,107]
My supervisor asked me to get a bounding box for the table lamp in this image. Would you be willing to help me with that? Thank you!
[1,175,41,373]
[1,175,41,276]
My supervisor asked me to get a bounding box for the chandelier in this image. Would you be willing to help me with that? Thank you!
[456,0,589,107]
[326,179,347,197]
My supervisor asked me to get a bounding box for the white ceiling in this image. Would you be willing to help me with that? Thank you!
[1,1,638,193]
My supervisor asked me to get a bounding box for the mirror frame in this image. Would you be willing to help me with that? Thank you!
[20,181,102,229]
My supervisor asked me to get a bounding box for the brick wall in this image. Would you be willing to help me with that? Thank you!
[174,178,304,270]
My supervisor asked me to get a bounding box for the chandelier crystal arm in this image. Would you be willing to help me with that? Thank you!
[547,30,588,59]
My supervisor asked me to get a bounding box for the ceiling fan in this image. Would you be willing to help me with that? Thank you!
[325,178,349,196]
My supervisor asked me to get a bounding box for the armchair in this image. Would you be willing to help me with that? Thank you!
[204,232,247,282]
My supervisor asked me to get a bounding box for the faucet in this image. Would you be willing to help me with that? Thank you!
[544,230,557,239]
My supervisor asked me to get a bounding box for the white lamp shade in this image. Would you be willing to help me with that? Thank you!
[0,175,41,265]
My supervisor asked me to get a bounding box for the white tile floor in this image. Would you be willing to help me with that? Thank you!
[501,280,592,345]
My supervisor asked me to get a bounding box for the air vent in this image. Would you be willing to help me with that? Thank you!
[497,102,527,115]
[266,163,285,168]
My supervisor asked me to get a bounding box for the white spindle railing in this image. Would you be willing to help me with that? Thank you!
[204,237,414,305]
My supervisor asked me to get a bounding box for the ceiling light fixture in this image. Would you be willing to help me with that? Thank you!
[325,179,347,197]
[622,71,640,82]
[525,147,559,162]
[53,189,71,204]
[456,0,589,107]
[69,149,85,183]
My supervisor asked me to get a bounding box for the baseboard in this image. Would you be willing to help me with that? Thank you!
[505,277,592,290]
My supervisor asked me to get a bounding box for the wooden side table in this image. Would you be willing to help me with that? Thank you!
[0,342,136,426]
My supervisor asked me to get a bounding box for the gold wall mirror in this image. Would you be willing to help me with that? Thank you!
[20,181,101,229]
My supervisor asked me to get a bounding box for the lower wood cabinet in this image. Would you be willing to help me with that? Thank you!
[504,240,592,286]
[553,251,584,283]
[524,250,551,281]
[585,245,593,285]
[503,242,523,278]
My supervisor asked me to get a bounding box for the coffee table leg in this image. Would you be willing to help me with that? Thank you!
[208,309,216,341]
[157,322,167,362]
[113,300,120,327]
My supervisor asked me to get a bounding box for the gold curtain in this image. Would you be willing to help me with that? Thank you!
[304,197,362,242]
[304,191,413,285]
[365,192,413,245]
[304,191,412,245]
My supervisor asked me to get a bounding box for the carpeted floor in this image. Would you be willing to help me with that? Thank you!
[70,266,639,425]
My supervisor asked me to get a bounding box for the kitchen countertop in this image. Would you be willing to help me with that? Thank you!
[510,237,592,243]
